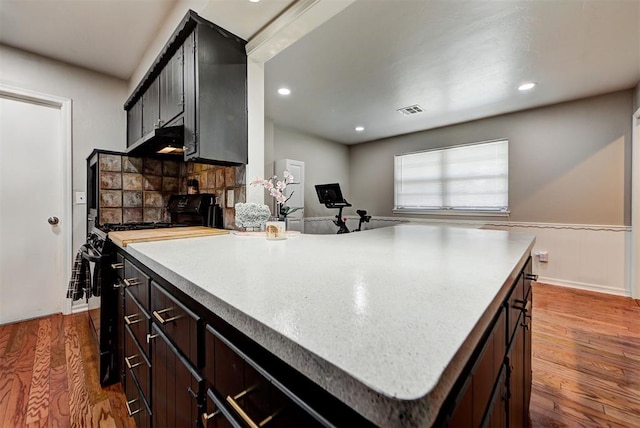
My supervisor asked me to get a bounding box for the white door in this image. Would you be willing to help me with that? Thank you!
[0,92,69,324]
[276,159,305,232]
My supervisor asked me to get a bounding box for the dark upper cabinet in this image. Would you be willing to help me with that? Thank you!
[160,45,185,127]
[141,78,159,136]
[125,10,247,165]
[127,99,143,148]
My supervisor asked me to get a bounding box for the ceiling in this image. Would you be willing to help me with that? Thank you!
[1,0,638,145]
[0,0,293,80]
[265,0,640,144]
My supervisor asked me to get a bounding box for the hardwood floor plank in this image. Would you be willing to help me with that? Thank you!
[75,313,107,405]
[25,318,52,425]
[48,363,70,428]
[0,323,12,356]
[49,314,66,369]
[90,398,117,428]
[64,317,92,428]
[2,318,39,427]
[0,353,19,424]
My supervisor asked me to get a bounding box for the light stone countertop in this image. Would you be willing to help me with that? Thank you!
[124,224,535,426]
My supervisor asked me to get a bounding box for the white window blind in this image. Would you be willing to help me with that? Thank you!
[394,140,508,212]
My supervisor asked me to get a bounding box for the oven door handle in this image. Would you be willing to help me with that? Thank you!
[80,248,102,262]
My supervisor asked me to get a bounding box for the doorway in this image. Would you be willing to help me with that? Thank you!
[0,85,72,324]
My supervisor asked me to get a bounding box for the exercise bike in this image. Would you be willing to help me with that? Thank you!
[315,183,371,234]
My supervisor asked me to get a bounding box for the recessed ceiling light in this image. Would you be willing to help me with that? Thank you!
[355,126,365,132]
[278,88,291,96]
[518,82,537,91]
[249,0,260,3]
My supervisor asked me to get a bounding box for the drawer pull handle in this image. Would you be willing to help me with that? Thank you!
[124,314,141,325]
[125,354,142,369]
[124,278,141,287]
[525,273,538,281]
[113,281,125,289]
[226,385,281,428]
[187,386,198,399]
[146,333,158,343]
[111,263,124,269]
[153,308,182,324]
[201,409,221,425]
[125,398,141,416]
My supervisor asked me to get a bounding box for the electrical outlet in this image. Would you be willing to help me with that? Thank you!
[75,191,86,204]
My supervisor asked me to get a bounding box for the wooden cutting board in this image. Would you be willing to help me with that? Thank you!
[109,226,229,247]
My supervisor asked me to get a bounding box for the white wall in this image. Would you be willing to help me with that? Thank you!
[272,124,350,217]
[0,44,128,252]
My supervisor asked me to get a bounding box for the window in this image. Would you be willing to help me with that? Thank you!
[394,139,508,214]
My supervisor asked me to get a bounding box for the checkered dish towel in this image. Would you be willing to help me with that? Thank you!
[67,244,91,301]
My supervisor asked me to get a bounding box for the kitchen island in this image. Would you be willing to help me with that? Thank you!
[115,224,535,427]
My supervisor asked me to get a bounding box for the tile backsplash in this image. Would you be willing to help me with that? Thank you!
[98,153,245,229]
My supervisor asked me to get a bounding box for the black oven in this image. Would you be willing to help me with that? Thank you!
[83,228,119,385]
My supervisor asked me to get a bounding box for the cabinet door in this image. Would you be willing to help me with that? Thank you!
[124,367,152,428]
[151,324,203,428]
[508,323,526,428]
[142,78,160,135]
[126,98,143,147]
[182,31,197,156]
[160,45,184,127]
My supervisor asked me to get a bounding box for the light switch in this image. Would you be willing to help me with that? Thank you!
[75,191,86,204]
[226,189,234,208]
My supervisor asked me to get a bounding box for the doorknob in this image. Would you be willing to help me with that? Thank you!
[48,216,59,225]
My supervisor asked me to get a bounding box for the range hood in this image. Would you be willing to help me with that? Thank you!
[126,125,184,158]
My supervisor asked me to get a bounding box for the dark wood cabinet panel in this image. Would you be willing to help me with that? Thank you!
[127,99,143,148]
[124,366,152,428]
[124,289,151,360]
[150,280,200,367]
[160,45,184,126]
[124,324,151,405]
[124,259,150,311]
[151,324,203,428]
[204,324,323,428]
[142,78,160,135]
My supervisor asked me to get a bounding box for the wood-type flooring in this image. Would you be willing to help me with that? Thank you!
[0,313,135,428]
[0,284,638,427]
[529,283,640,427]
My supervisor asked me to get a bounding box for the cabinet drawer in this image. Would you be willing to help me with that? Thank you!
[124,289,151,359]
[150,280,200,366]
[124,366,151,428]
[124,324,151,404]
[124,259,150,311]
[507,274,525,344]
[204,325,324,428]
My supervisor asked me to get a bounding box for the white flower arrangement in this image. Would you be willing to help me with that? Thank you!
[234,202,272,229]
[250,170,302,219]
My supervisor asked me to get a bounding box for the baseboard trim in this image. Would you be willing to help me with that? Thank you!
[71,302,88,314]
[538,277,630,297]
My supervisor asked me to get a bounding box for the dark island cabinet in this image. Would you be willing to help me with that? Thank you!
[443,256,534,428]
[113,243,534,428]
[114,246,373,428]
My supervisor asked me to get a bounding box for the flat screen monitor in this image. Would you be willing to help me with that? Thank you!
[315,183,346,205]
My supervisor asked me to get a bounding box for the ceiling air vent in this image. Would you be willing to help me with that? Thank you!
[397,104,424,116]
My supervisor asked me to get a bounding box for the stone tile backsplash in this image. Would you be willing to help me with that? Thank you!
[98,153,245,229]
